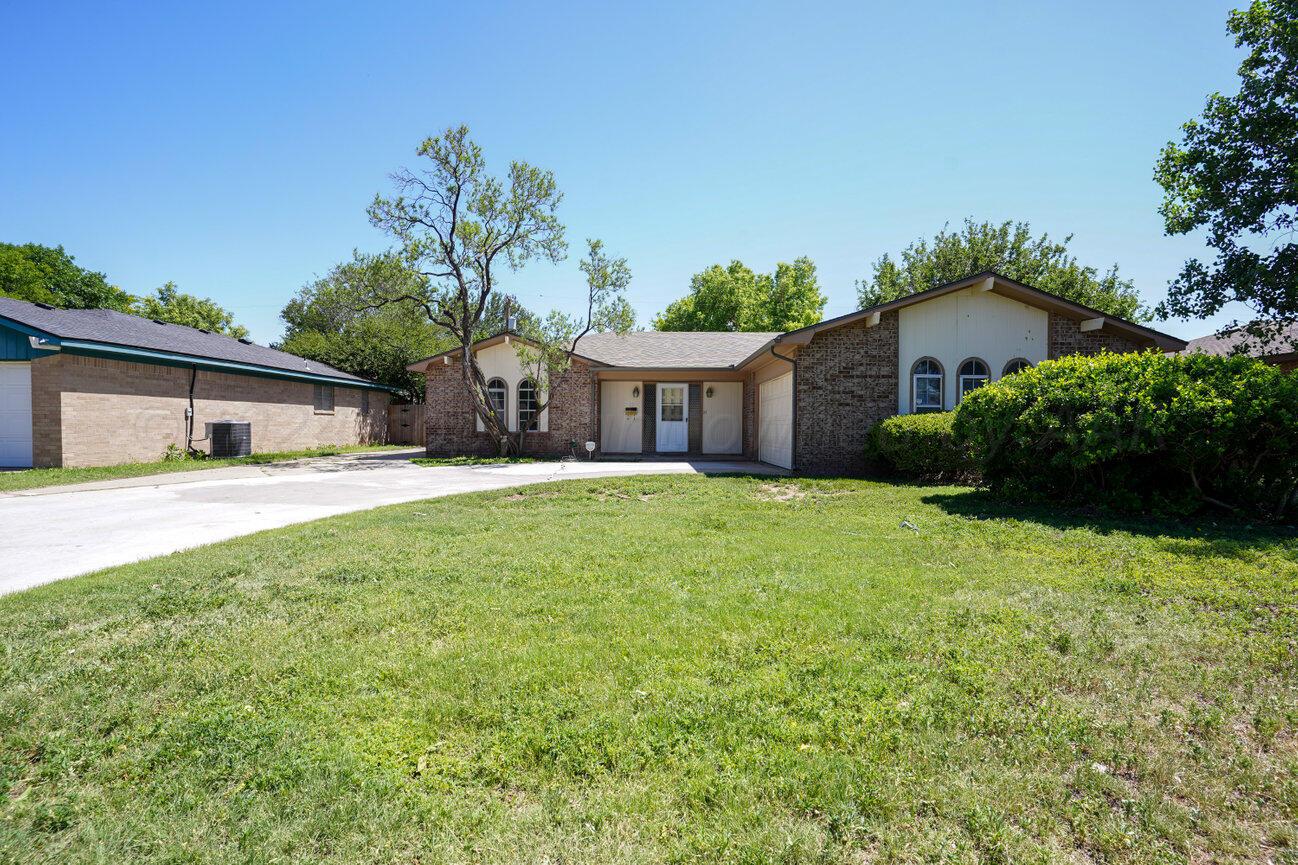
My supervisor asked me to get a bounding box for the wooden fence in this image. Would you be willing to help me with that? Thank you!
[387,404,427,446]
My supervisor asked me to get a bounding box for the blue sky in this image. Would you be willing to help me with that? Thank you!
[1,1,1247,344]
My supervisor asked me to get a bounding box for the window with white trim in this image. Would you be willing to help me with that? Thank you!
[958,358,989,400]
[517,379,538,431]
[1002,358,1031,377]
[486,378,507,421]
[911,358,943,413]
[313,384,335,412]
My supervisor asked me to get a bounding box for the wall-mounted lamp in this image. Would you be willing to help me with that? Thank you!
[705,386,714,398]
[631,385,640,398]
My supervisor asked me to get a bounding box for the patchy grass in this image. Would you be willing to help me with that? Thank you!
[0,445,408,493]
[410,455,543,467]
[1,475,1295,863]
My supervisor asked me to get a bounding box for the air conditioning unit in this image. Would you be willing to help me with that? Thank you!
[207,420,252,458]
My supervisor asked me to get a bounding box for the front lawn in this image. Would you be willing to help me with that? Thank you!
[0,444,408,493]
[1,476,1294,863]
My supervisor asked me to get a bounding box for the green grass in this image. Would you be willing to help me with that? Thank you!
[411,455,543,467]
[1,476,1295,863]
[0,444,408,493]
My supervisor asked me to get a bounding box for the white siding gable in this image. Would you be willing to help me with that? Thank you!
[473,341,549,432]
[897,286,1048,414]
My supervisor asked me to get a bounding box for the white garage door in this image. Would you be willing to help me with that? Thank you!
[0,363,33,468]
[758,372,792,469]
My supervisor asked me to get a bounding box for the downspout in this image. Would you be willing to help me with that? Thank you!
[769,341,798,471]
[185,364,209,455]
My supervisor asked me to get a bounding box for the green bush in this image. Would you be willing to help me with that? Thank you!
[865,411,977,481]
[952,351,1298,520]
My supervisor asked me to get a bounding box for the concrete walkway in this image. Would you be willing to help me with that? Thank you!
[0,450,778,595]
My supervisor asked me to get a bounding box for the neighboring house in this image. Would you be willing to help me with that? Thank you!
[0,297,392,468]
[409,272,1187,475]
[1183,321,1298,371]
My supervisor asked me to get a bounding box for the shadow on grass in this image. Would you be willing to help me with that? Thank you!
[922,488,1297,560]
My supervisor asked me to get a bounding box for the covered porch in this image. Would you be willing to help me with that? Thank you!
[594,355,793,468]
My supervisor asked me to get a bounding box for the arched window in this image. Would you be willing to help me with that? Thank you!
[1002,358,1031,377]
[517,379,539,431]
[957,358,989,401]
[486,378,507,420]
[911,357,944,413]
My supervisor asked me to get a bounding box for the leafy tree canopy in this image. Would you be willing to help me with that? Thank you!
[277,250,540,402]
[134,282,249,339]
[858,219,1150,322]
[1155,0,1298,350]
[0,242,134,311]
[654,256,825,332]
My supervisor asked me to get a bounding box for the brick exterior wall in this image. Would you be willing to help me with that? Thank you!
[793,312,900,477]
[29,352,388,468]
[1047,312,1142,358]
[424,357,598,457]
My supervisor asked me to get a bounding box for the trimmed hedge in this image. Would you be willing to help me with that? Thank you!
[952,351,1298,520]
[864,411,976,482]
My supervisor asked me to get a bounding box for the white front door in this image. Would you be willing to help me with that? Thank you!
[0,363,33,468]
[600,381,642,453]
[759,372,793,469]
[702,381,742,454]
[656,383,688,453]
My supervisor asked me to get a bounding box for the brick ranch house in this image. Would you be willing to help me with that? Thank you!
[0,297,392,468]
[409,272,1187,475]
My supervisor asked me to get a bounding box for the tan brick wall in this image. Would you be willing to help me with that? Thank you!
[30,352,388,468]
[30,358,63,467]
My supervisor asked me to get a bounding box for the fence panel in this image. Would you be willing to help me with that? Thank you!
[387,404,426,446]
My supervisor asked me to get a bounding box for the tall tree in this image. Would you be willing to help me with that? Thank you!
[134,282,249,339]
[1155,0,1298,350]
[0,242,134,311]
[858,219,1149,321]
[363,125,575,453]
[654,256,825,331]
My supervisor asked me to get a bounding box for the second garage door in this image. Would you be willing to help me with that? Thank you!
[0,363,33,468]
[758,371,792,469]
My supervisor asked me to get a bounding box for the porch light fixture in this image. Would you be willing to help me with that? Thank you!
[705,386,714,398]
[631,385,640,398]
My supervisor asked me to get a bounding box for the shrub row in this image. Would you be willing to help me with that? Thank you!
[866,352,1298,521]
[864,410,975,482]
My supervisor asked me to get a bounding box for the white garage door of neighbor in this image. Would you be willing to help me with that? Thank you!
[0,363,34,468]
[758,372,792,469]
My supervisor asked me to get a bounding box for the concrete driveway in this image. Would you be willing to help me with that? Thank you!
[0,449,778,595]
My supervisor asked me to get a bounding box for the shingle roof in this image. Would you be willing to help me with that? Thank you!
[573,330,781,368]
[1182,321,1298,359]
[0,296,369,383]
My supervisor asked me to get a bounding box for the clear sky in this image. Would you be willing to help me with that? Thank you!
[1,0,1249,345]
